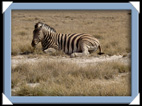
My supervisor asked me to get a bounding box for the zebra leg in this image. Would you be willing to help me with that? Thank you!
[70,43,89,58]
[70,51,89,58]
[43,48,56,54]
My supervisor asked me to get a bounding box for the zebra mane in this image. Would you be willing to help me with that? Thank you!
[34,22,56,33]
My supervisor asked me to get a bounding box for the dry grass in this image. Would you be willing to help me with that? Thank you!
[11,10,131,56]
[11,10,131,96]
[12,60,131,96]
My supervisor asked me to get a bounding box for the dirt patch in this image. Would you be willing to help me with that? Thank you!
[11,54,130,68]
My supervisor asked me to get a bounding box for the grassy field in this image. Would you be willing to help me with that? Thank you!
[11,10,131,96]
[12,60,131,96]
[11,10,131,56]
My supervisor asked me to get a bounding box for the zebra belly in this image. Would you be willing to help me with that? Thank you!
[64,47,80,54]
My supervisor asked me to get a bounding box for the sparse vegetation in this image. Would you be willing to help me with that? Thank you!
[11,10,131,96]
[12,60,131,96]
[11,10,131,56]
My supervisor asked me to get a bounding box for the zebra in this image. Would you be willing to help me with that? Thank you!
[31,22,104,57]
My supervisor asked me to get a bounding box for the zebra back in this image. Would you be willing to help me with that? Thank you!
[45,33,100,54]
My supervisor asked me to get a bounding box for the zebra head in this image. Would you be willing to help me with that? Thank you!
[31,23,44,47]
[31,22,56,48]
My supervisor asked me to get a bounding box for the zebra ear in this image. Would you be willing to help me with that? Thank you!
[34,22,43,29]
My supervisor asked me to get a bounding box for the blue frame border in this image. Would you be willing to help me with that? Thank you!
[3,3,139,104]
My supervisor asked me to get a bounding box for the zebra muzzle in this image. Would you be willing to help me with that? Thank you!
[31,40,37,47]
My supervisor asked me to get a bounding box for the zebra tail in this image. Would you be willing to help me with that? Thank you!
[98,45,104,55]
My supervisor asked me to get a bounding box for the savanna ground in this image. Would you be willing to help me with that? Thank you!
[11,10,131,96]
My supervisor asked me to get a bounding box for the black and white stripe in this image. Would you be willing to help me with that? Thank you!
[32,22,103,56]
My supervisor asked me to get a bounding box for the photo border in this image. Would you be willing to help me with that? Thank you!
[3,2,139,104]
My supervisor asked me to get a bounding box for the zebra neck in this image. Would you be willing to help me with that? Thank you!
[41,33,58,51]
